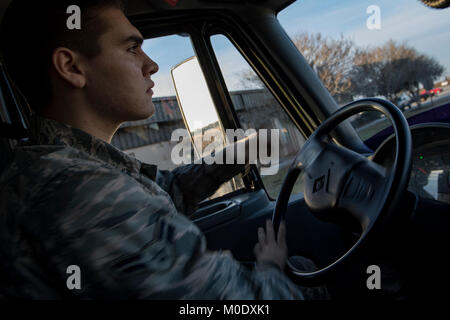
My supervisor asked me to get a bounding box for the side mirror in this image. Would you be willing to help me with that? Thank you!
[171,56,245,198]
[171,56,226,161]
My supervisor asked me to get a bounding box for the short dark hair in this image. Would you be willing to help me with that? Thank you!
[0,0,124,112]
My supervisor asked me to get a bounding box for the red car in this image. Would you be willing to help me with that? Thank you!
[429,87,443,95]
[420,88,442,101]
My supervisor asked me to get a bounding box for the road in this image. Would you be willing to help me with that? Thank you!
[356,86,450,140]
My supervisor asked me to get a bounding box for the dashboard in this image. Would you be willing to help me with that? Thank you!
[372,124,450,204]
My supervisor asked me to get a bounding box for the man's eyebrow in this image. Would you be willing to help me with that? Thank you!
[123,35,144,45]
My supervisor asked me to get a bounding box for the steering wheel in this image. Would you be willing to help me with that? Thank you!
[272,98,412,286]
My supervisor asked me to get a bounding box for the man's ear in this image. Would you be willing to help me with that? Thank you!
[51,47,86,88]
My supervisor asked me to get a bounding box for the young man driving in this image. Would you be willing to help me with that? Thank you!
[0,0,305,299]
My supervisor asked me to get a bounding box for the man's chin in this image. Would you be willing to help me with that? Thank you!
[143,105,156,119]
[129,103,156,121]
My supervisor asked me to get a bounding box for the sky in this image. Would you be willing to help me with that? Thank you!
[144,0,450,98]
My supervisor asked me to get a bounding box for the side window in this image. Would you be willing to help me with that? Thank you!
[210,35,307,199]
[111,34,243,200]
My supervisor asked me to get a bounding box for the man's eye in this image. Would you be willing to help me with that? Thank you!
[129,45,140,53]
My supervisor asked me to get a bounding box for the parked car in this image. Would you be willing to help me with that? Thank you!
[421,87,443,101]
[420,89,430,101]
[397,94,413,110]
[430,87,443,95]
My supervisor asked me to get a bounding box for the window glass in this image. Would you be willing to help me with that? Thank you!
[278,0,450,149]
[111,35,242,200]
[210,34,307,199]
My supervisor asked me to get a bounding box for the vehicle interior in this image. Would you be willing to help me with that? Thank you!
[1,0,450,299]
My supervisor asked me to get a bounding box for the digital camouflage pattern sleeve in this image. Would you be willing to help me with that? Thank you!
[153,162,249,217]
[24,161,303,299]
[0,115,303,299]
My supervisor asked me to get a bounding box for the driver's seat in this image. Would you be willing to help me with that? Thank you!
[0,121,27,175]
[0,60,29,176]
[0,62,29,300]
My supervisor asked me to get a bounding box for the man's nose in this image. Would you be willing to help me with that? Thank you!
[144,55,159,77]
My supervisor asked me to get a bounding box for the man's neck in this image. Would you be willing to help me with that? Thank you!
[40,105,121,144]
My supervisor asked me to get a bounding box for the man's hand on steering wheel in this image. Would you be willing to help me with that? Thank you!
[254,220,288,271]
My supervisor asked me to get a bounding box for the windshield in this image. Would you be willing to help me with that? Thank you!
[278,0,450,150]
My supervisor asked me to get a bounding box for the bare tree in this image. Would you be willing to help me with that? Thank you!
[292,32,355,103]
[351,40,444,103]
[238,69,264,90]
[239,34,444,107]
[239,31,355,104]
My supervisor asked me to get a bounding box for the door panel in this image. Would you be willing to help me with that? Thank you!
[194,200,240,230]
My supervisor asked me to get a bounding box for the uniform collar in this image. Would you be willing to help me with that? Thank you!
[27,114,157,179]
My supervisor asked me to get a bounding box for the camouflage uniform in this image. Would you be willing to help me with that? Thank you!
[0,115,303,299]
